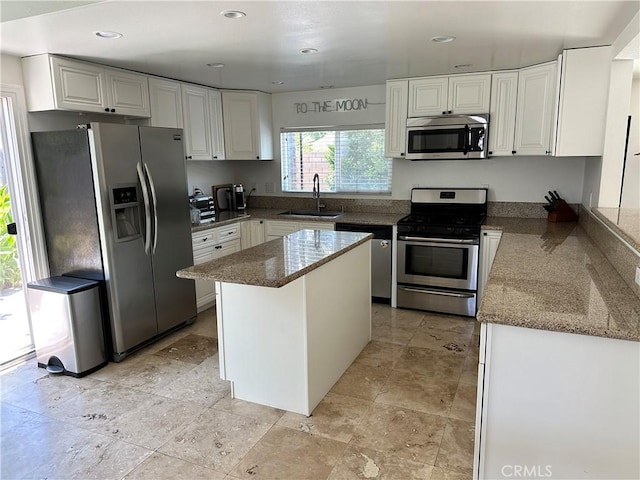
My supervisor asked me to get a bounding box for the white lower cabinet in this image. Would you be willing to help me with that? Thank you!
[265,220,334,241]
[192,223,241,311]
[475,323,640,479]
[477,229,503,304]
[241,220,265,249]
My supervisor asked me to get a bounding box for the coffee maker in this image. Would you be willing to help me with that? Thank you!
[230,184,246,211]
[213,184,246,211]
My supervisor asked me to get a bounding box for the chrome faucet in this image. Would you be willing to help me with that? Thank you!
[312,173,324,212]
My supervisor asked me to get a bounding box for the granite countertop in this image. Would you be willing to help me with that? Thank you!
[479,217,640,342]
[177,229,372,288]
[191,208,406,232]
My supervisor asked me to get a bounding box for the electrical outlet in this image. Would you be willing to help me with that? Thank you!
[635,267,640,287]
[265,182,275,193]
[250,182,257,191]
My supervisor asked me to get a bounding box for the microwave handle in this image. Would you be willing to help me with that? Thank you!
[463,125,471,155]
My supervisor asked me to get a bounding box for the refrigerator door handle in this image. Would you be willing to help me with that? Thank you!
[136,162,152,255]
[144,162,159,254]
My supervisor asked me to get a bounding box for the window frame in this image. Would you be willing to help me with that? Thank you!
[280,123,391,195]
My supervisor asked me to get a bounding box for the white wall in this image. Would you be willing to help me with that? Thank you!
[599,59,635,207]
[233,84,586,202]
[1,54,24,85]
[582,156,603,209]
[186,161,235,196]
[620,76,639,208]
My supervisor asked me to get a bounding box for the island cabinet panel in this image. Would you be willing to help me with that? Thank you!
[215,241,371,415]
[474,323,640,480]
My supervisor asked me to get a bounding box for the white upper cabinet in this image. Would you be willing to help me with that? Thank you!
[148,77,183,128]
[554,46,612,157]
[513,61,558,156]
[448,75,492,113]
[222,91,273,160]
[408,77,448,116]
[208,89,226,160]
[181,85,225,161]
[182,85,213,161]
[104,69,150,117]
[489,62,558,157]
[488,71,519,156]
[408,74,491,117]
[22,54,150,117]
[384,80,408,158]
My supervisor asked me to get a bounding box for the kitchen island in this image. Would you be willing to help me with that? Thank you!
[177,229,372,415]
[475,218,640,479]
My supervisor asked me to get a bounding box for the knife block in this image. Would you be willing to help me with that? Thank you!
[548,200,578,222]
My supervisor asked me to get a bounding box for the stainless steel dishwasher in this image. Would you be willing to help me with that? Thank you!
[335,223,392,303]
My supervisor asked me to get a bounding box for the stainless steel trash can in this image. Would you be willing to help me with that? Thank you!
[27,276,107,377]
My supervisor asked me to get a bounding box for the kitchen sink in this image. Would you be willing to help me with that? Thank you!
[279,210,342,218]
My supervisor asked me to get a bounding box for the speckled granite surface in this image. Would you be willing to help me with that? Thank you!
[177,230,372,288]
[479,217,640,342]
[593,207,640,253]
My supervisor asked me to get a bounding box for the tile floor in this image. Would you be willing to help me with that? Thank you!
[0,304,479,480]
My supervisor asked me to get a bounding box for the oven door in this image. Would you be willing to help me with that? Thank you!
[397,236,479,290]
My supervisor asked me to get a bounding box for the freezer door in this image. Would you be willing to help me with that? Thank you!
[139,126,197,333]
[89,124,158,355]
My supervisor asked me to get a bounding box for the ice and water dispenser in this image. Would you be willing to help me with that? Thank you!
[111,185,141,241]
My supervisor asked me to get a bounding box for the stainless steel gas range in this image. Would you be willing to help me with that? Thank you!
[396,187,487,317]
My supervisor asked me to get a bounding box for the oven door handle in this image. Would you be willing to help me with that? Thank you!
[398,286,475,299]
[398,236,477,244]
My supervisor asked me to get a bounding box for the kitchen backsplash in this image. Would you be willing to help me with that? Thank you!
[580,208,640,300]
[488,202,580,219]
[247,195,410,213]
[249,195,578,219]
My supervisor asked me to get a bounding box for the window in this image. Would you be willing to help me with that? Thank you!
[281,125,391,194]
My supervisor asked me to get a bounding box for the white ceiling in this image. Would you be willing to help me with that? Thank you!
[1,0,638,93]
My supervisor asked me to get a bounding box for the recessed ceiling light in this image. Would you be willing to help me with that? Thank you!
[206,63,225,68]
[300,48,319,54]
[221,10,246,19]
[431,35,456,43]
[94,31,123,39]
[271,81,284,85]
[320,85,334,89]
[454,64,472,69]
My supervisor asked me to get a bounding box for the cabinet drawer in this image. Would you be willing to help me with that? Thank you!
[192,229,217,252]
[298,221,334,231]
[265,220,299,237]
[215,223,241,242]
[214,238,241,258]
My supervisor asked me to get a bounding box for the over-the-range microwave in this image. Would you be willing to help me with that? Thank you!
[405,114,489,160]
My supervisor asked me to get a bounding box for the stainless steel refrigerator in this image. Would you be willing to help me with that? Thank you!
[31,123,197,361]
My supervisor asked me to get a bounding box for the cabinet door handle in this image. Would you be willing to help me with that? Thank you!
[213,155,217,159]
[256,156,260,159]
[186,155,192,160]
[215,245,222,249]
[545,150,550,154]
[110,108,116,113]
[512,150,517,155]
[442,111,446,115]
[104,108,110,112]
[488,151,493,155]
[400,152,405,156]
[202,237,208,241]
